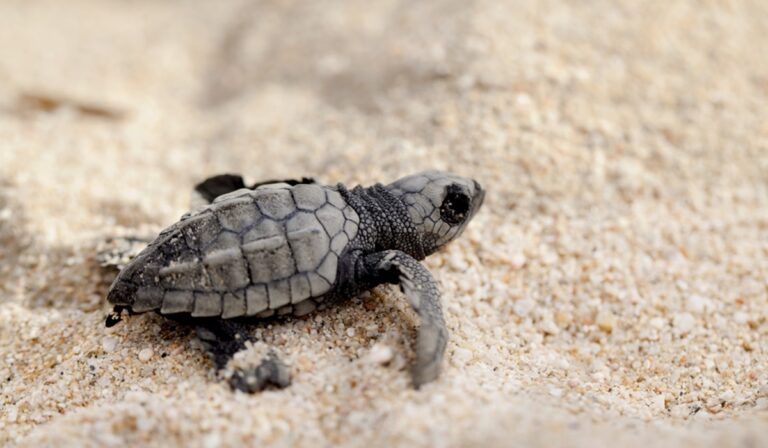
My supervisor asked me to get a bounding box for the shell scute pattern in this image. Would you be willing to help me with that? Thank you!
[134,286,163,312]
[242,219,282,243]
[316,253,338,284]
[326,189,346,210]
[252,188,294,220]
[268,279,291,309]
[288,227,326,272]
[315,204,345,238]
[343,220,358,238]
[221,292,247,319]
[307,272,331,297]
[246,284,268,315]
[204,231,240,255]
[214,196,260,232]
[128,182,359,320]
[192,292,222,317]
[290,275,312,304]
[330,232,348,255]
[212,188,252,204]
[161,290,193,314]
[181,212,222,248]
[243,235,294,281]
[159,260,203,290]
[203,247,250,291]
[292,184,326,210]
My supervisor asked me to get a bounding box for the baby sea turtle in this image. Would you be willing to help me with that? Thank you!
[106,171,484,392]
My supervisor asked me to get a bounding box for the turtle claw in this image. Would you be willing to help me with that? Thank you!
[228,352,292,393]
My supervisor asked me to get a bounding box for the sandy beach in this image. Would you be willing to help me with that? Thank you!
[1,0,767,446]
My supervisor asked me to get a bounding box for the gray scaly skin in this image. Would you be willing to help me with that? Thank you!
[106,171,485,391]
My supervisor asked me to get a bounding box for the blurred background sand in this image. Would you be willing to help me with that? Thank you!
[0,0,767,446]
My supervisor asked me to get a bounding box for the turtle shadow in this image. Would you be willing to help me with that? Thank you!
[13,239,137,313]
[0,181,155,313]
[0,179,34,300]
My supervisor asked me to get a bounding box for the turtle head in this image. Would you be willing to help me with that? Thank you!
[388,170,485,255]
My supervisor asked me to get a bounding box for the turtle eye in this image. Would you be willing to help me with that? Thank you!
[440,185,471,224]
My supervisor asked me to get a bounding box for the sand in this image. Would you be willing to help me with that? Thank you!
[1,0,767,446]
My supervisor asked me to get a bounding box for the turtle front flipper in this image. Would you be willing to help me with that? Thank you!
[249,177,315,189]
[193,174,248,205]
[366,250,448,388]
[193,174,317,206]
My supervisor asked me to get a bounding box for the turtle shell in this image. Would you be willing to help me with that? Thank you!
[107,183,360,319]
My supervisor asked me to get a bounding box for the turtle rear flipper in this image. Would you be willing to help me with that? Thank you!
[195,320,291,393]
[227,351,291,392]
[105,305,129,327]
